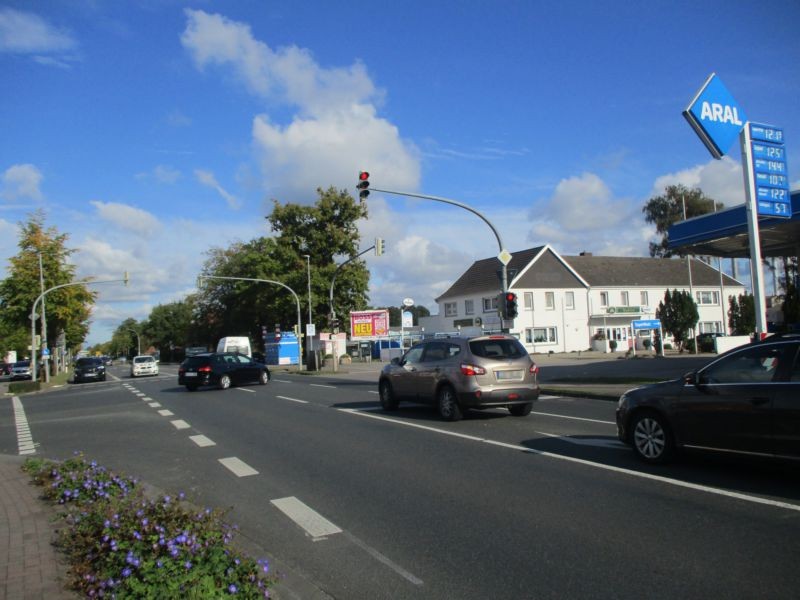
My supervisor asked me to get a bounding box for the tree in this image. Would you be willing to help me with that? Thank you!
[642,184,722,258]
[141,301,194,353]
[109,318,143,358]
[381,305,431,327]
[656,289,699,351]
[728,293,756,335]
[0,211,95,357]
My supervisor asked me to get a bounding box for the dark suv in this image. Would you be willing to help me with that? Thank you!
[74,357,107,383]
[178,352,270,391]
[378,334,540,421]
[617,333,800,464]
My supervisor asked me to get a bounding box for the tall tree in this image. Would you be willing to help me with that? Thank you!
[656,289,699,351]
[728,293,756,335]
[0,211,95,356]
[141,301,194,353]
[642,184,723,258]
[110,318,142,358]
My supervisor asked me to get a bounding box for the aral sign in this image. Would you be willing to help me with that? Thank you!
[683,73,747,159]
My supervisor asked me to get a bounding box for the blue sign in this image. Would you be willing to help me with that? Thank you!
[756,201,791,217]
[755,172,788,188]
[632,319,661,330]
[749,124,784,144]
[748,122,790,219]
[751,142,785,161]
[683,73,747,159]
[42,347,50,356]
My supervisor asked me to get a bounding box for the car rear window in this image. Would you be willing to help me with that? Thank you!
[183,356,211,368]
[76,358,100,366]
[469,338,527,360]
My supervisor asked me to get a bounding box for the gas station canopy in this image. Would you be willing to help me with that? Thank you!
[668,190,800,258]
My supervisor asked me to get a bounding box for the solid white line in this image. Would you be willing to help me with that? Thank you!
[538,395,561,400]
[171,419,191,430]
[219,457,259,477]
[158,409,174,416]
[236,388,256,393]
[338,408,800,513]
[189,435,216,447]
[310,383,337,389]
[535,431,627,449]
[273,379,292,383]
[11,396,36,455]
[277,395,309,404]
[531,411,615,425]
[271,496,342,540]
[368,390,379,395]
[343,531,424,586]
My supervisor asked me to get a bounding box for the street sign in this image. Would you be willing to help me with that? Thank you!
[743,122,791,219]
[402,297,414,307]
[42,347,50,356]
[306,323,316,337]
[497,249,512,266]
[632,319,661,330]
[683,73,747,159]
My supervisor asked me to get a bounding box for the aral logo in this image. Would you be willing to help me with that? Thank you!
[683,73,747,159]
[699,102,743,126]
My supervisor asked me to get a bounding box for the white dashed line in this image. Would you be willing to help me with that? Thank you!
[189,435,216,447]
[273,379,292,383]
[11,396,36,455]
[310,383,337,389]
[148,402,161,408]
[276,395,309,404]
[158,409,174,416]
[236,388,256,393]
[219,457,259,477]
[271,496,342,540]
[170,419,191,430]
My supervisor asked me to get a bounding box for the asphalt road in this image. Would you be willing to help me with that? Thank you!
[3,363,799,599]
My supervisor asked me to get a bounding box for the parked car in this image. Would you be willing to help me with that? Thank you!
[74,357,107,383]
[11,360,32,380]
[616,333,800,464]
[178,352,270,391]
[378,334,540,421]
[131,355,159,378]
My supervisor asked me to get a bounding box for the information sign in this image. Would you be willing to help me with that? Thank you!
[743,122,791,219]
[632,319,661,331]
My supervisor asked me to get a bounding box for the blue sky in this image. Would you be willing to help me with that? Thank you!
[2,1,798,345]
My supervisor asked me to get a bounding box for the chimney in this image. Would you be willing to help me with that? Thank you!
[580,251,593,257]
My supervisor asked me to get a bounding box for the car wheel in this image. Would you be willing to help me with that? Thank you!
[509,403,532,417]
[101,375,107,382]
[437,385,463,421]
[259,370,269,385]
[631,411,674,464]
[219,374,231,390]
[185,385,197,392]
[379,380,398,410]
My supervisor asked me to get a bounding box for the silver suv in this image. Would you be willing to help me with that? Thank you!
[378,334,540,421]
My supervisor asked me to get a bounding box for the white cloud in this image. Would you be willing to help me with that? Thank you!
[181,9,420,203]
[154,165,181,184]
[0,8,77,62]
[90,201,162,237]
[650,156,744,208]
[1,163,44,201]
[194,169,240,209]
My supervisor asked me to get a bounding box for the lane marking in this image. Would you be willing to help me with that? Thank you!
[273,379,292,383]
[236,388,256,393]
[148,402,162,408]
[135,393,146,397]
[11,396,36,455]
[189,435,216,447]
[219,457,259,477]
[338,408,800,513]
[538,395,561,400]
[171,419,191,430]
[158,409,174,416]
[532,411,615,425]
[277,395,309,404]
[343,531,424,586]
[310,383,337,389]
[271,496,342,540]
[368,390,379,395]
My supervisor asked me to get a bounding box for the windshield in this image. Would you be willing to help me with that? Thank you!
[134,356,154,364]
[76,358,100,367]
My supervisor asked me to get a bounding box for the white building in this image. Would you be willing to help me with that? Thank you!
[419,245,747,353]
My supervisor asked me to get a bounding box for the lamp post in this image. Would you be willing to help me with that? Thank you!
[126,328,141,356]
[303,254,312,363]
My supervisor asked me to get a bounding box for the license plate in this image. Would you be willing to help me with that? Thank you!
[495,370,523,380]
[185,372,197,377]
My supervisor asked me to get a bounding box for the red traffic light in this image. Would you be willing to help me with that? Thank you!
[359,171,369,181]
[357,171,370,200]
[505,292,516,301]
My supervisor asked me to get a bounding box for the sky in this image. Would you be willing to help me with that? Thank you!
[1,0,799,346]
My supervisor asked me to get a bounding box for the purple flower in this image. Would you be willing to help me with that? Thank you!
[122,567,132,578]
[184,561,192,570]
[228,584,238,594]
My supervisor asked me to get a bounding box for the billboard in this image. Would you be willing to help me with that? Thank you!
[350,310,390,339]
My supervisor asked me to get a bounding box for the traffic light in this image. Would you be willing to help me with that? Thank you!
[357,171,370,200]
[504,292,518,319]
[330,317,340,331]
[375,237,384,256]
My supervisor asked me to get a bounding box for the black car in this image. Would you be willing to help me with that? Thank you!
[178,352,270,391]
[616,333,800,464]
[74,357,107,383]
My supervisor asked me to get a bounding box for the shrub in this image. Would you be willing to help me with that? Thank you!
[643,339,652,350]
[9,381,41,394]
[609,340,618,352]
[663,343,673,350]
[23,454,275,598]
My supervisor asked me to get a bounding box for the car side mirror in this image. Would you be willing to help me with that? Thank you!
[391,357,400,366]
[683,371,696,385]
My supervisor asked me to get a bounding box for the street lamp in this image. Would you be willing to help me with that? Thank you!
[303,254,312,362]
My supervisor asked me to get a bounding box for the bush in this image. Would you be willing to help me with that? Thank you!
[643,339,652,350]
[23,454,275,598]
[9,381,40,394]
[663,343,673,350]
[609,340,618,352]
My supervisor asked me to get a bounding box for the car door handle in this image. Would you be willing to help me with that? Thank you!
[751,397,770,406]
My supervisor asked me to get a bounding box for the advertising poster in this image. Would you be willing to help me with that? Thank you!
[350,310,390,339]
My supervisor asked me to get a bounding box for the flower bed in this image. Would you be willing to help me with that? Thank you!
[23,454,275,598]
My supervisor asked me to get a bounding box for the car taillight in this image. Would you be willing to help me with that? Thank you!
[530,363,539,375]
[461,363,486,376]
[198,365,212,373]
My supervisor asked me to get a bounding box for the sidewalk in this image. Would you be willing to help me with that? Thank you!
[0,454,77,599]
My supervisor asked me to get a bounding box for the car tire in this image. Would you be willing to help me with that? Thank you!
[437,385,463,421]
[509,403,532,417]
[259,370,269,385]
[631,411,674,464]
[101,375,107,382]
[219,374,231,390]
[186,385,197,392]
[379,380,398,411]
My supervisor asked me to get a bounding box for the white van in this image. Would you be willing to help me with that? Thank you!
[216,336,252,357]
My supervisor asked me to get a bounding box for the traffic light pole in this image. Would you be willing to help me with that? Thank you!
[368,186,510,329]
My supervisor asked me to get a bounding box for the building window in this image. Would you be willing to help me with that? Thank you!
[526,327,558,344]
[640,291,649,306]
[600,291,609,307]
[482,297,498,312]
[464,299,474,315]
[524,292,533,310]
[696,291,720,305]
[545,292,555,310]
[620,291,629,306]
[698,321,723,333]
[444,302,457,317]
[565,291,574,310]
